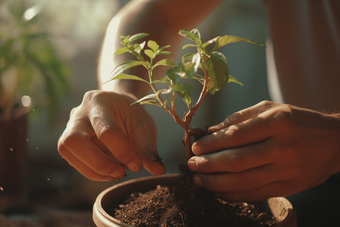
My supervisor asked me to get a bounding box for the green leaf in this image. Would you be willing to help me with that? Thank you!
[153,59,175,68]
[160,83,191,106]
[121,36,129,45]
[147,40,159,52]
[228,75,243,86]
[172,83,192,92]
[159,76,170,84]
[154,77,170,85]
[210,35,266,53]
[182,44,197,50]
[193,76,205,85]
[162,83,192,94]
[105,73,150,84]
[128,33,149,42]
[159,45,171,51]
[208,86,219,95]
[206,51,229,91]
[182,53,194,78]
[182,53,200,78]
[114,47,130,55]
[132,42,145,56]
[139,41,146,50]
[144,49,154,60]
[164,99,169,107]
[109,60,147,79]
[140,100,162,107]
[192,53,201,73]
[179,29,201,43]
[158,51,173,55]
[166,64,185,84]
[131,93,157,105]
[202,38,217,49]
[176,91,191,106]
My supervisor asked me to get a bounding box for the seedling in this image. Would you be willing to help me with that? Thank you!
[106,28,264,160]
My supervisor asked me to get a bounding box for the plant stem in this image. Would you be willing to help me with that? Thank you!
[148,69,187,129]
[183,130,192,160]
[182,75,209,160]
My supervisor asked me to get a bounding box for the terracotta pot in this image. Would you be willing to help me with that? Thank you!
[93,174,297,227]
[0,112,28,212]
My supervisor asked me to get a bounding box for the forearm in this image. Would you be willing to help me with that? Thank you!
[97,0,224,99]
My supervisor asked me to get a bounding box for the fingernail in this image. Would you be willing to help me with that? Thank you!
[127,161,142,172]
[110,168,125,179]
[209,122,224,131]
[192,142,204,155]
[193,175,203,186]
[188,158,199,172]
[101,177,114,182]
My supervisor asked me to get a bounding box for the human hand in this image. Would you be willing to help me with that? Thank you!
[58,90,165,181]
[187,101,340,202]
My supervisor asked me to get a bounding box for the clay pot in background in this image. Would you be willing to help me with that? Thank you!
[0,111,28,212]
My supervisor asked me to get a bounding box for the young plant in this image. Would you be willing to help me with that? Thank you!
[106,28,264,160]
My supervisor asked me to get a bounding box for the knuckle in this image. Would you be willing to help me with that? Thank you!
[83,90,98,102]
[272,107,295,131]
[257,100,275,110]
[57,143,68,156]
[225,112,243,124]
[196,156,210,170]
[70,106,78,117]
[61,131,82,150]
[224,125,241,140]
[260,100,274,106]
[83,90,111,107]
[96,123,112,141]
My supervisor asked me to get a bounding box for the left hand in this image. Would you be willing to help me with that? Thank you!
[187,101,340,202]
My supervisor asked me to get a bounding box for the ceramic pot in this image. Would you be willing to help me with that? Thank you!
[0,112,28,212]
[93,174,297,227]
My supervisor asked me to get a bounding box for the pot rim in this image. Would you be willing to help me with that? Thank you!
[93,174,296,227]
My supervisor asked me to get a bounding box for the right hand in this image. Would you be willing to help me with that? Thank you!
[58,90,165,181]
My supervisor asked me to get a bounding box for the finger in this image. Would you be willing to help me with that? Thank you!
[128,112,166,176]
[209,101,275,132]
[192,110,281,155]
[215,182,288,203]
[91,136,116,160]
[190,164,282,193]
[189,141,278,173]
[58,144,116,181]
[89,106,143,173]
[60,127,127,179]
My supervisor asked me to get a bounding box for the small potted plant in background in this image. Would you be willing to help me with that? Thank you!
[0,0,69,212]
[91,28,297,226]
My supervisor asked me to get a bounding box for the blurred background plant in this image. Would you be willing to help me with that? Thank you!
[0,0,70,123]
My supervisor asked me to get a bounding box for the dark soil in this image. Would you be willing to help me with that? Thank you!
[110,128,279,226]
[110,166,278,227]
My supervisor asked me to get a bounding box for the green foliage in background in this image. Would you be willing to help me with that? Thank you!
[0,0,69,122]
